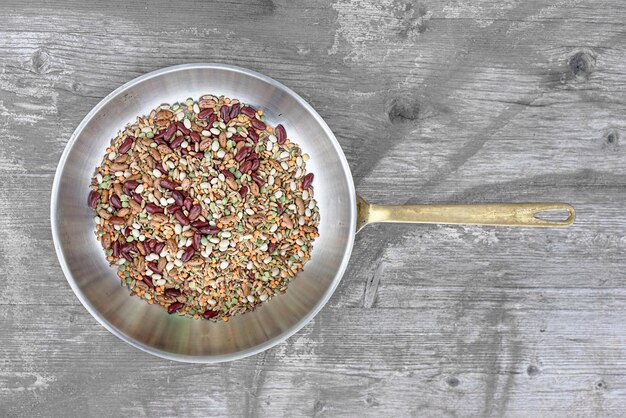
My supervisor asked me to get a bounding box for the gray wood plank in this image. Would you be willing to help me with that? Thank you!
[1,0,626,416]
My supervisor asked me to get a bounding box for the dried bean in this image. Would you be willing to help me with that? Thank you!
[198,109,213,119]
[188,205,202,221]
[168,302,183,314]
[301,173,314,189]
[174,210,190,226]
[88,191,100,209]
[250,118,265,131]
[247,127,259,142]
[192,232,201,251]
[203,310,219,319]
[181,247,194,262]
[160,179,180,190]
[143,276,155,289]
[118,136,134,154]
[165,288,181,298]
[146,203,163,214]
[241,106,256,118]
[199,226,220,235]
[176,121,190,135]
[275,124,287,144]
[239,160,252,173]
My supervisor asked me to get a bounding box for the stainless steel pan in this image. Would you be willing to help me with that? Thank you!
[51,64,574,362]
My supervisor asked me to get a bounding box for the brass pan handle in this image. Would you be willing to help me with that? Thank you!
[357,196,575,233]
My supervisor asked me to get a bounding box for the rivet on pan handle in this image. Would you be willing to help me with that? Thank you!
[357,197,575,232]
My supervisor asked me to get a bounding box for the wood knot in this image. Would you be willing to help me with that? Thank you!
[605,130,619,148]
[388,97,420,123]
[527,365,540,377]
[446,376,460,387]
[31,47,51,74]
[595,380,607,391]
[568,50,596,80]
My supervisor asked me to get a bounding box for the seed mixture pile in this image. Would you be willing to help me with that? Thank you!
[87,95,319,321]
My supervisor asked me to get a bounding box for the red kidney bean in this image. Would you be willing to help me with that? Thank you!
[203,309,219,319]
[156,164,168,175]
[181,247,194,262]
[231,134,245,143]
[222,169,235,180]
[88,191,100,209]
[183,197,193,211]
[174,210,190,226]
[275,124,287,144]
[199,226,220,235]
[168,302,184,314]
[110,194,122,209]
[154,242,165,255]
[247,127,259,142]
[239,160,252,173]
[122,251,133,262]
[239,185,249,199]
[208,113,217,126]
[241,106,256,118]
[276,204,283,215]
[235,147,250,162]
[170,135,184,149]
[143,276,155,290]
[133,193,143,203]
[154,137,167,146]
[250,118,265,131]
[164,123,176,141]
[120,242,134,254]
[302,173,314,189]
[198,109,213,119]
[192,231,201,251]
[220,105,230,123]
[122,180,139,195]
[188,205,201,221]
[181,148,190,156]
[251,173,264,187]
[229,103,240,118]
[247,271,255,280]
[146,203,163,214]
[189,131,201,143]
[245,151,257,162]
[160,178,180,190]
[167,204,181,214]
[123,226,132,236]
[144,239,154,253]
[191,220,209,228]
[165,288,181,298]
[111,240,120,257]
[268,242,276,253]
[118,136,134,154]
[172,190,185,206]
[147,262,162,274]
[250,158,260,171]
[176,121,190,135]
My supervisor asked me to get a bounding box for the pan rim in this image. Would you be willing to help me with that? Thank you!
[50,63,357,362]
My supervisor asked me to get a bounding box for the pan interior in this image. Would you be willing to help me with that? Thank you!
[51,64,356,362]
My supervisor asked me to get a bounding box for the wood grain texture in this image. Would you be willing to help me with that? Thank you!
[1,0,626,416]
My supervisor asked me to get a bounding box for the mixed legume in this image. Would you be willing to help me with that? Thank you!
[88,95,319,321]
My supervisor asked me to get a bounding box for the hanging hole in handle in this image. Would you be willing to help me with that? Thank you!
[532,205,576,225]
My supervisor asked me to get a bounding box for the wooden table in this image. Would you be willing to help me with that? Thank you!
[1,1,625,416]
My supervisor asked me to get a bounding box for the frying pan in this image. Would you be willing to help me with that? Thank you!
[51,64,575,362]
